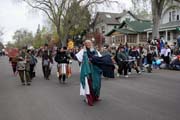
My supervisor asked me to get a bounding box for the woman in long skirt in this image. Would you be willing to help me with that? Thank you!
[76,40,102,106]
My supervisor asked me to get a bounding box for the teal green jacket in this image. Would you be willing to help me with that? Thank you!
[80,51,102,96]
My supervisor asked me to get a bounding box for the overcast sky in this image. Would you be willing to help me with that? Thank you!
[0,0,132,44]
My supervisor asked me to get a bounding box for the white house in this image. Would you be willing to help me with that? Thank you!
[146,1,180,43]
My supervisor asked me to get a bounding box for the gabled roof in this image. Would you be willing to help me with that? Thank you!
[106,28,137,36]
[105,20,152,36]
[94,12,121,25]
[116,11,151,22]
[123,20,152,32]
[92,11,151,28]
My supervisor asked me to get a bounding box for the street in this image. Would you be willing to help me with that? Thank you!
[0,56,180,120]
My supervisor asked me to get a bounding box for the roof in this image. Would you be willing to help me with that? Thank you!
[145,21,180,31]
[124,20,152,32]
[160,21,180,29]
[105,20,152,36]
[93,11,151,26]
[106,28,137,36]
[95,12,121,25]
[116,11,151,22]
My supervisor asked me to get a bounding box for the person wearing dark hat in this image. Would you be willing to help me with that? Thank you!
[29,50,37,80]
[116,46,129,77]
[42,44,53,80]
[54,46,70,83]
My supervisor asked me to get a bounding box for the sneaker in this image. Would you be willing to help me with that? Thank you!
[138,71,141,74]
[27,83,31,86]
[128,72,131,75]
[125,75,129,78]
[117,73,120,77]
[141,70,145,72]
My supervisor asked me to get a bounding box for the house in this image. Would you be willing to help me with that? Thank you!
[145,1,180,43]
[106,19,152,46]
[91,12,120,45]
[91,10,144,45]
[101,10,151,46]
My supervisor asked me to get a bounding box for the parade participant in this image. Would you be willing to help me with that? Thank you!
[29,50,37,80]
[76,40,102,106]
[25,49,31,84]
[128,46,141,74]
[54,47,70,83]
[17,49,31,86]
[9,56,18,75]
[17,57,26,85]
[42,44,53,80]
[116,46,129,77]
[8,48,19,75]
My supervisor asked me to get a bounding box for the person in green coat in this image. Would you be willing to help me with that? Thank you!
[76,40,102,106]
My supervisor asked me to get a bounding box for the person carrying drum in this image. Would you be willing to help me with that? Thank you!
[54,46,70,83]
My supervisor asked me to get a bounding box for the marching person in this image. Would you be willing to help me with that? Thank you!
[42,44,53,80]
[76,40,102,106]
[9,56,18,75]
[29,50,37,80]
[54,46,70,83]
[116,46,129,78]
[128,46,141,74]
[17,48,31,86]
[17,56,26,85]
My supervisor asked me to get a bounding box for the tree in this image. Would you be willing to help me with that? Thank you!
[21,0,117,46]
[6,41,15,48]
[61,1,91,45]
[13,29,33,48]
[131,0,180,39]
[33,25,50,48]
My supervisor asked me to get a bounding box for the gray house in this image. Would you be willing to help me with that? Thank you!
[92,10,150,45]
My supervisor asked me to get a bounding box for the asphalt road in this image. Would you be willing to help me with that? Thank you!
[0,56,180,120]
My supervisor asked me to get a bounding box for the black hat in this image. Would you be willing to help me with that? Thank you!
[44,43,48,46]
[63,46,67,50]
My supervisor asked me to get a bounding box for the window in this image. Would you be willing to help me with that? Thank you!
[173,31,178,40]
[140,34,147,42]
[125,18,130,21]
[96,28,100,32]
[172,10,176,21]
[105,14,111,18]
[177,15,179,21]
[168,32,171,41]
[112,36,115,43]
[101,26,105,33]
[127,35,136,43]
[169,12,171,22]
[124,25,127,29]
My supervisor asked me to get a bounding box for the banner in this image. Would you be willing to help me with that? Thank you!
[7,48,19,57]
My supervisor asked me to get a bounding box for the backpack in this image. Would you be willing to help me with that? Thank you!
[30,55,37,65]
